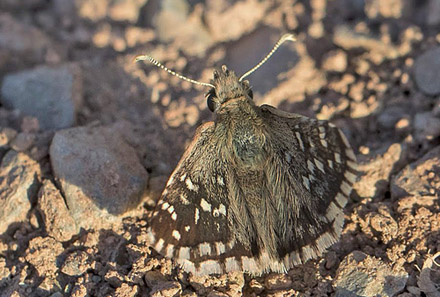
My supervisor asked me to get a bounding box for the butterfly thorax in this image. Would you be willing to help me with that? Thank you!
[215,100,267,171]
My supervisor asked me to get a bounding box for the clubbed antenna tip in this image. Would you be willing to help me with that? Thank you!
[239,33,296,81]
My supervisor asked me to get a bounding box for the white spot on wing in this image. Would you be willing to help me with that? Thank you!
[167,205,174,213]
[227,239,235,250]
[171,212,177,221]
[185,225,190,232]
[328,159,334,169]
[218,204,226,216]
[180,194,190,205]
[307,160,315,173]
[340,181,352,196]
[161,202,170,210]
[199,242,211,256]
[241,257,259,273]
[326,201,342,222]
[314,158,325,173]
[186,177,199,192]
[200,198,212,212]
[225,257,241,272]
[217,175,225,186]
[155,238,164,252]
[309,137,315,148]
[215,242,226,255]
[146,227,156,245]
[335,192,348,207]
[178,247,190,260]
[180,259,195,274]
[295,132,304,151]
[195,208,199,224]
[199,260,222,275]
[180,173,187,182]
[213,203,227,217]
[320,139,328,148]
[344,170,357,183]
[347,160,357,171]
[172,230,181,241]
[166,244,174,258]
[334,152,342,163]
[302,176,310,190]
[285,152,292,163]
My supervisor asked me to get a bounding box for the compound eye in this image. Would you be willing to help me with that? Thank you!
[205,91,217,112]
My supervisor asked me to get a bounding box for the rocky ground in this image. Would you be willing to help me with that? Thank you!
[0,0,440,296]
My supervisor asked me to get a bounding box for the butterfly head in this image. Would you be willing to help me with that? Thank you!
[205,65,253,112]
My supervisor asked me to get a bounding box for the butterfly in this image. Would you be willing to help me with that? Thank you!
[135,34,357,276]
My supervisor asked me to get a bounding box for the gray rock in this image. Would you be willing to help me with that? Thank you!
[391,145,440,199]
[150,281,182,297]
[1,64,82,130]
[38,180,78,242]
[10,132,35,152]
[377,106,409,129]
[414,112,440,140]
[49,126,148,230]
[0,151,41,234]
[334,251,408,297]
[264,273,293,290]
[427,0,440,26]
[353,143,406,199]
[61,250,94,276]
[0,13,57,62]
[144,271,167,288]
[414,47,440,95]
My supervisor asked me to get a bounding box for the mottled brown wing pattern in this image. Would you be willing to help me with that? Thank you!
[259,104,357,265]
[146,122,258,276]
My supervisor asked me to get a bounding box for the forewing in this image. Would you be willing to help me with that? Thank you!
[146,122,255,276]
[260,104,357,265]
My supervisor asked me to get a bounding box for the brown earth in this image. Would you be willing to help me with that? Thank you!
[0,0,440,296]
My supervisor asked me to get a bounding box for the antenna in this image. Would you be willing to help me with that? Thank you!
[134,55,215,88]
[239,33,296,82]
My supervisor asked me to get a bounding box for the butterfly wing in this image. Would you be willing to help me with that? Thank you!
[147,105,357,276]
[146,122,257,276]
[258,104,357,266]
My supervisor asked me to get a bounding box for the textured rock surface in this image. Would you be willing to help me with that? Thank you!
[37,180,78,241]
[1,65,82,130]
[391,145,440,199]
[354,143,406,199]
[50,126,149,229]
[334,251,408,297]
[0,151,41,234]
[414,47,440,95]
